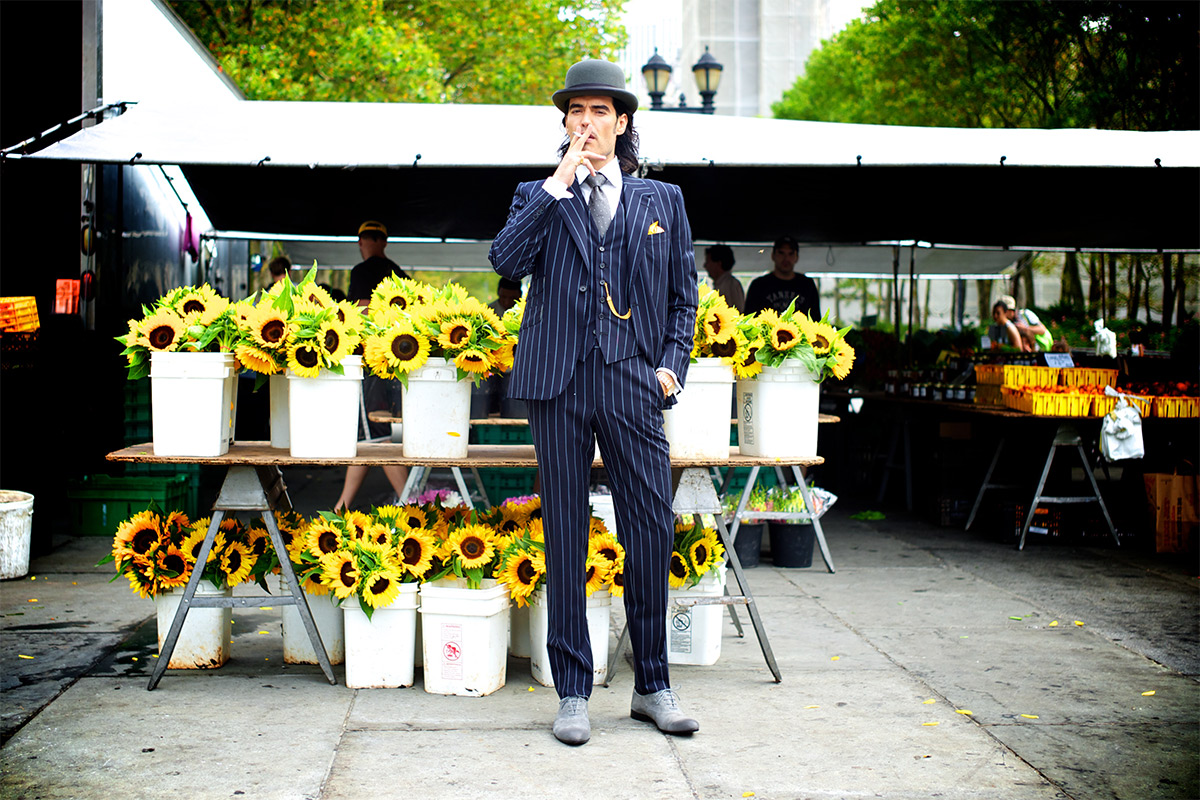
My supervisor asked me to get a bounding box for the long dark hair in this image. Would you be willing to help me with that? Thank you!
[557,98,640,175]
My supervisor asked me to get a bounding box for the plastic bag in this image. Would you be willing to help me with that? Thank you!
[1093,319,1118,359]
[1100,387,1144,461]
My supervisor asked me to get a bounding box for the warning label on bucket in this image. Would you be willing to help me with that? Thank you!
[669,610,692,653]
[441,623,463,680]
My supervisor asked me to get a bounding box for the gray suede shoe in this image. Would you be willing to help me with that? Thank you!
[553,696,590,745]
[631,688,699,735]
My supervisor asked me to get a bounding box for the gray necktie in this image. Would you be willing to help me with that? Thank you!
[586,174,611,236]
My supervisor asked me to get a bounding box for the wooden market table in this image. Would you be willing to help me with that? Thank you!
[107,442,827,687]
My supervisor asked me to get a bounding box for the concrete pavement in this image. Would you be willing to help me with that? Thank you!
[1,468,1197,800]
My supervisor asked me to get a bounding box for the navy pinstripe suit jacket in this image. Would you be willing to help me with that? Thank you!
[489,175,698,403]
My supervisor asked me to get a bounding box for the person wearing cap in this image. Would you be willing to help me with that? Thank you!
[336,220,411,512]
[990,294,1051,352]
[489,58,700,746]
[704,244,744,312]
[743,235,821,318]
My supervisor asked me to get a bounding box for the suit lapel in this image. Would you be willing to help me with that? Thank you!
[557,177,593,269]
[622,177,655,275]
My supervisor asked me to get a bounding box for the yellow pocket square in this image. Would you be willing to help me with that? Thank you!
[647,221,666,235]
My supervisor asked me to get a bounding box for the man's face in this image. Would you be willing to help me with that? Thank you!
[703,254,723,279]
[565,96,627,167]
[358,234,385,260]
[771,244,798,277]
[496,287,520,310]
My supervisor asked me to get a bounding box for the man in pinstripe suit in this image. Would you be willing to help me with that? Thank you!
[490,59,700,746]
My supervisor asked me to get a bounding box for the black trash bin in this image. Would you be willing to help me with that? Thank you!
[732,522,764,568]
[768,522,814,568]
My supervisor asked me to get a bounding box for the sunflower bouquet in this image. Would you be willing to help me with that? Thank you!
[668,518,726,590]
[116,283,240,380]
[586,515,625,597]
[425,516,508,590]
[495,530,546,608]
[234,267,365,380]
[294,506,439,620]
[692,284,754,370]
[362,277,514,387]
[101,504,273,598]
[743,300,855,382]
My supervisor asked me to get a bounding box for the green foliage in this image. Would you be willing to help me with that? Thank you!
[168,0,627,104]
[773,0,1198,131]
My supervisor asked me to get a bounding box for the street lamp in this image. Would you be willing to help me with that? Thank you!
[640,46,724,114]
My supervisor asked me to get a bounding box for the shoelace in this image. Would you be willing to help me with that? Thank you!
[657,689,680,710]
[561,696,587,715]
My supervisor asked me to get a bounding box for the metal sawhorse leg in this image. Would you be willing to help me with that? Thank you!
[726,465,836,574]
[607,467,783,685]
[148,465,337,690]
[965,436,1020,530]
[1018,423,1120,551]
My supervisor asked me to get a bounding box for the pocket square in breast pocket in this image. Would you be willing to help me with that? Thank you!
[647,221,665,235]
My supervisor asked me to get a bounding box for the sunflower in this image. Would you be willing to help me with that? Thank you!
[688,536,717,577]
[179,525,217,565]
[396,529,436,578]
[286,340,324,378]
[175,286,229,325]
[317,318,352,362]
[768,318,802,352]
[245,528,271,559]
[396,505,429,533]
[454,348,491,374]
[306,519,343,558]
[669,551,690,588]
[125,562,156,599]
[701,303,738,345]
[808,319,839,355]
[113,511,163,562]
[584,555,610,596]
[733,340,764,380]
[142,308,185,352]
[321,552,359,599]
[437,318,475,351]
[235,343,280,375]
[525,517,546,543]
[588,532,624,567]
[608,555,625,598]
[221,541,255,586]
[156,546,191,589]
[343,511,371,541]
[376,318,430,373]
[301,570,330,596]
[830,340,856,380]
[491,338,516,371]
[360,568,404,609]
[247,304,290,349]
[301,283,334,309]
[499,550,544,607]
[449,525,495,570]
[494,504,529,536]
[163,511,192,544]
[368,279,414,317]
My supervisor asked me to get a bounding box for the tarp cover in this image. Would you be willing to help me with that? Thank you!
[18,101,1200,250]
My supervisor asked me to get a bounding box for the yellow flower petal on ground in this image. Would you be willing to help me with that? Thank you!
[1049,620,1059,627]
[1141,690,1156,696]
[923,699,937,705]
[956,709,973,715]
[922,722,940,726]
[1020,714,1039,719]
[1073,620,1084,626]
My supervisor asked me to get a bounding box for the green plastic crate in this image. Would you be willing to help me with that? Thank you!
[477,468,537,506]
[123,462,201,519]
[472,424,533,446]
[66,474,190,537]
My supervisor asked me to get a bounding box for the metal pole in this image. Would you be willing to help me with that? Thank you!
[891,245,901,341]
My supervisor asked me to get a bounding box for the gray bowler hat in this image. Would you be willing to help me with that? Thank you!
[552,59,638,114]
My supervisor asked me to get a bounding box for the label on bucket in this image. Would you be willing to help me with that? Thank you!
[669,610,693,653]
[441,622,463,680]
[740,390,756,446]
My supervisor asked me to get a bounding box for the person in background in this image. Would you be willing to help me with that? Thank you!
[335,220,411,511]
[320,283,347,303]
[989,300,1024,350]
[743,235,820,318]
[703,244,744,312]
[489,276,523,315]
[267,256,291,284]
[995,294,1052,352]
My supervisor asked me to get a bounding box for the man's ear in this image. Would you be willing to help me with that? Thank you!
[615,114,628,136]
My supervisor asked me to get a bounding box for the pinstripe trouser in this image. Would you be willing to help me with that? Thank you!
[525,346,674,699]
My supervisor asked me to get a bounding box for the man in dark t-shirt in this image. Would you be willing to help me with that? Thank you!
[744,235,820,318]
[336,220,411,511]
[349,220,409,304]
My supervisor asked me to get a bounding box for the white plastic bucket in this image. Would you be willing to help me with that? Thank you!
[667,563,726,666]
[269,373,289,448]
[279,575,344,665]
[155,581,232,669]
[400,358,471,458]
[287,355,362,458]
[528,588,611,687]
[508,602,531,658]
[662,358,734,459]
[419,578,510,696]
[150,352,236,457]
[343,584,419,688]
[0,490,34,580]
[737,363,820,458]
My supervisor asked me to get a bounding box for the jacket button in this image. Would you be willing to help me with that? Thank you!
[599,263,605,270]
[579,285,588,293]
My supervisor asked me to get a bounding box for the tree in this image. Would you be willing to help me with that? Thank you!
[168,0,627,104]
[773,1,1198,131]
